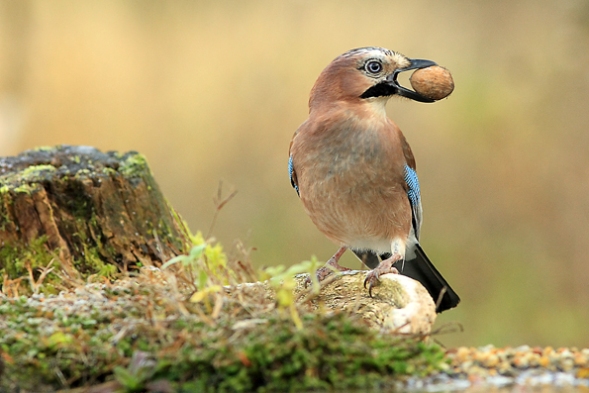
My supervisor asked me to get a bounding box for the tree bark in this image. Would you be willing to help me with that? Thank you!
[0,145,191,286]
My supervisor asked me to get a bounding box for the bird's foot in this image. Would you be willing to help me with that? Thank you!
[313,263,351,282]
[363,257,399,297]
[304,246,349,288]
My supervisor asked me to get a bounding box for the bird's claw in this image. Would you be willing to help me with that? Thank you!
[304,266,337,288]
[304,256,354,289]
[364,263,399,297]
[363,271,380,297]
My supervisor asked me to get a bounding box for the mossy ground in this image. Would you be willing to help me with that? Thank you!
[0,233,449,392]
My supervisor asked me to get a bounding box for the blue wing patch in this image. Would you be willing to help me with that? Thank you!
[404,165,420,207]
[288,156,299,195]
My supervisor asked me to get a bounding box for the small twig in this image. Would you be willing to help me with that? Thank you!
[211,293,224,319]
[26,259,55,294]
[434,286,447,311]
[430,321,464,336]
[296,272,345,304]
[206,180,238,240]
[52,365,68,387]
[431,322,464,347]
[2,275,23,297]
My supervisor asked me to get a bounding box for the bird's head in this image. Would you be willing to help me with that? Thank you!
[309,47,437,112]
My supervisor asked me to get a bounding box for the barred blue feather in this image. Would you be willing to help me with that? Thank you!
[404,165,420,207]
[288,156,299,195]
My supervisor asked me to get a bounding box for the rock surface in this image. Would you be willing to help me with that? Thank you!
[293,270,437,335]
[405,345,589,391]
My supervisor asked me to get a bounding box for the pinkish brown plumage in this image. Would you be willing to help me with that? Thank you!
[288,47,460,312]
[292,107,411,252]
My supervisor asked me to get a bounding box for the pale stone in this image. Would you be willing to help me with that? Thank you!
[293,270,436,335]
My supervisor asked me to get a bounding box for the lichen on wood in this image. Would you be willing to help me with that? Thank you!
[0,145,192,292]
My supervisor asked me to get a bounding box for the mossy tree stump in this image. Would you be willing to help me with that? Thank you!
[0,145,191,290]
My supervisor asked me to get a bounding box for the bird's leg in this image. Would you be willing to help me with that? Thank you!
[363,254,400,297]
[305,246,349,287]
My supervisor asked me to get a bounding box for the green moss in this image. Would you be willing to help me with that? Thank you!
[13,182,38,194]
[0,193,10,230]
[77,243,106,273]
[74,168,92,178]
[97,264,118,279]
[0,213,119,294]
[32,146,54,152]
[0,236,62,294]
[1,164,57,194]
[19,164,57,180]
[154,216,185,251]
[119,154,150,178]
[101,167,118,176]
[158,312,445,392]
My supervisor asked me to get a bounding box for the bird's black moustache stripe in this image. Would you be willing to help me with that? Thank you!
[360,82,396,99]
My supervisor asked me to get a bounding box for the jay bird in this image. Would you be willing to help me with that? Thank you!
[288,47,460,313]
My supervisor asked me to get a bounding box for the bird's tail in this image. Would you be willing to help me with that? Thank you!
[392,244,460,313]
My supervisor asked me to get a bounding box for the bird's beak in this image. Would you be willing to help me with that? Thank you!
[387,58,437,103]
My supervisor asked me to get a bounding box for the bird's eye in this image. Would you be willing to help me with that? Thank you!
[365,61,383,74]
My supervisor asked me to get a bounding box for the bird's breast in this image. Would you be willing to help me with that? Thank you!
[291,116,411,250]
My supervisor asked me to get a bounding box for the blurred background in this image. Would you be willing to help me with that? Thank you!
[1,0,589,348]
